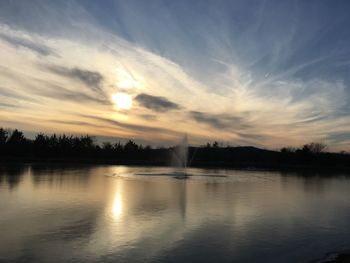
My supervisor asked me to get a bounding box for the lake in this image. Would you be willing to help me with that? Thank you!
[1,164,350,263]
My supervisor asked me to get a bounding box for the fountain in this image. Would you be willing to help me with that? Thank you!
[133,134,190,179]
[171,134,189,178]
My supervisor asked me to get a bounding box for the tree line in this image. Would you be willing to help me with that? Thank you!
[1,127,350,169]
[0,128,170,163]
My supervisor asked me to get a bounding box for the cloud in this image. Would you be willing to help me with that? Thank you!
[189,111,250,130]
[327,132,350,144]
[79,114,180,135]
[48,88,109,105]
[0,102,16,108]
[0,86,37,102]
[47,120,110,130]
[28,81,111,106]
[0,32,56,56]
[139,114,157,121]
[135,93,181,112]
[45,65,104,92]
[235,132,268,143]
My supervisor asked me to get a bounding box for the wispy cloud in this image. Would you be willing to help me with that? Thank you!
[0,102,16,108]
[138,114,157,121]
[47,120,110,130]
[38,84,110,105]
[10,73,111,106]
[327,132,350,145]
[0,86,37,103]
[79,114,180,136]
[189,111,250,130]
[45,65,104,93]
[0,32,56,56]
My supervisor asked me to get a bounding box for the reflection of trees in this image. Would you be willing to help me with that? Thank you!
[0,164,95,189]
[0,165,27,189]
[30,164,93,187]
[279,171,336,194]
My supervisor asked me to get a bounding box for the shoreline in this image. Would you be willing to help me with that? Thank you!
[1,158,350,174]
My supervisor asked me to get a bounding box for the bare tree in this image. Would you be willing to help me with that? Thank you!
[302,142,327,154]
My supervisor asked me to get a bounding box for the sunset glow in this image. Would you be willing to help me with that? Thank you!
[0,1,350,151]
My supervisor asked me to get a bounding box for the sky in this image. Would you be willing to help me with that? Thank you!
[0,0,350,150]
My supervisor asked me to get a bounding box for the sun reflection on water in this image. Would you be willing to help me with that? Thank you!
[111,179,125,219]
[113,195,123,218]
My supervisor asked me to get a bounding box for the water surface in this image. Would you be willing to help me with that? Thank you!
[1,165,350,263]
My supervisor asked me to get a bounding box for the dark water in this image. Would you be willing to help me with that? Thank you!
[1,165,350,263]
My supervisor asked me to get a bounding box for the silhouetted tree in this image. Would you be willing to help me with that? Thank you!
[302,142,327,154]
[0,128,8,145]
[124,140,138,151]
[114,142,123,151]
[7,129,25,145]
[0,128,8,155]
[102,142,113,150]
[6,129,28,154]
[280,147,296,153]
[34,133,49,157]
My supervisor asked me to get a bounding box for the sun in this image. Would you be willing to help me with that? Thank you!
[112,92,132,110]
